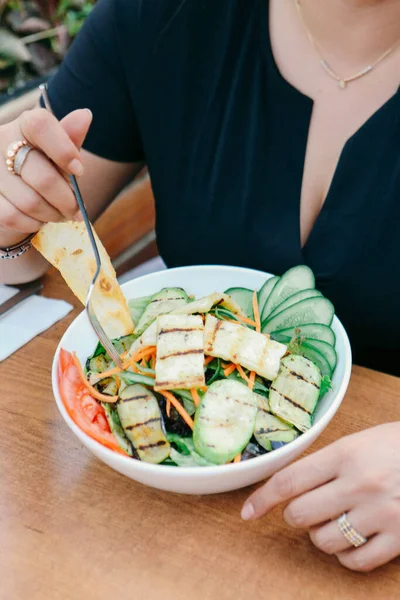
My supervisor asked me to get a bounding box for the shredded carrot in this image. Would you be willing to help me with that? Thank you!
[166,398,171,417]
[150,354,156,369]
[90,346,156,382]
[234,313,257,327]
[190,388,201,407]
[158,390,194,430]
[236,364,251,384]
[233,454,241,463]
[252,290,261,333]
[123,346,157,369]
[224,363,236,377]
[248,371,256,391]
[115,375,121,390]
[204,356,214,366]
[220,313,257,327]
[93,365,122,380]
[72,352,119,403]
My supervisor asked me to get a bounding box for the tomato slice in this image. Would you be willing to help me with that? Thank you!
[58,348,127,455]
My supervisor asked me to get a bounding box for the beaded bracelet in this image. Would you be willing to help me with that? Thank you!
[0,233,36,260]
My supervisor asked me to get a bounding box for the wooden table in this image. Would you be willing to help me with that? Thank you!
[1,269,400,600]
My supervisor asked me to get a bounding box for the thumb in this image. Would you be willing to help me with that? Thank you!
[60,109,93,149]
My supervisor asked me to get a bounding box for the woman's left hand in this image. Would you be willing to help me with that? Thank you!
[241,422,400,572]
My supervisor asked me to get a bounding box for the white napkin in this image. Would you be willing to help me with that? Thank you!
[0,284,73,361]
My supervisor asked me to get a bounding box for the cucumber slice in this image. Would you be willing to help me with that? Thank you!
[298,342,333,378]
[261,265,315,321]
[258,276,279,314]
[305,339,337,372]
[269,355,321,432]
[118,370,157,387]
[193,380,258,464]
[270,332,294,345]
[128,295,152,327]
[269,331,332,378]
[271,323,336,346]
[254,396,299,451]
[268,288,322,320]
[135,287,189,335]
[262,297,335,333]
[224,287,254,319]
[117,384,170,463]
[270,332,336,373]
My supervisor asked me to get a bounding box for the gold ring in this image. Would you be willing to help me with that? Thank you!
[5,140,33,176]
[337,513,367,548]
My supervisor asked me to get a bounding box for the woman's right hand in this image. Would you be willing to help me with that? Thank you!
[0,107,93,244]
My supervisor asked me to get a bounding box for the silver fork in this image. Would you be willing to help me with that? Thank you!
[40,84,124,369]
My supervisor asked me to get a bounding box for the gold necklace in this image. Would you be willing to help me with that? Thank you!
[294,0,400,89]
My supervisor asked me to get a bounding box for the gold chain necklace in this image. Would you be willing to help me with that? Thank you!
[294,0,400,89]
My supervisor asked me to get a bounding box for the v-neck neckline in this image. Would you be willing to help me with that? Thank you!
[260,0,400,259]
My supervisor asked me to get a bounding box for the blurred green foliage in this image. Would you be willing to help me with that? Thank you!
[0,0,96,95]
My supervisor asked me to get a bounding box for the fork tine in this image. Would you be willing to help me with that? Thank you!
[40,84,124,370]
[85,283,124,369]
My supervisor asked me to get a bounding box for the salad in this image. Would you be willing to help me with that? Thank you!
[58,265,337,467]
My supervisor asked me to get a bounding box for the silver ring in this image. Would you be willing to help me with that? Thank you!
[13,143,34,176]
[337,513,367,548]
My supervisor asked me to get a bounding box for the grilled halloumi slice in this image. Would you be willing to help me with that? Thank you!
[204,315,287,381]
[154,314,205,391]
[127,292,245,357]
[127,320,157,357]
[174,292,245,316]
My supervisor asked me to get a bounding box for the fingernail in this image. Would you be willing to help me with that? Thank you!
[68,158,84,177]
[241,502,255,521]
[84,108,93,118]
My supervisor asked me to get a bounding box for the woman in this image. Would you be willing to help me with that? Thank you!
[0,0,399,571]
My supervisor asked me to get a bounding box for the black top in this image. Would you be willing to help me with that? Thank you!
[47,0,400,376]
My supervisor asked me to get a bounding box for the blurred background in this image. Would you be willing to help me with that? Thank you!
[0,0,162,280]
[0,0,96,104]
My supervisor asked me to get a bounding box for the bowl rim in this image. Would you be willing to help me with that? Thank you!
[52,264,352,476]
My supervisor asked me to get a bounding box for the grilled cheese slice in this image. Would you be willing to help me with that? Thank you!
[127,292,245,357]
[154,314,205,390]
[174,292,244,316]
[204,314,287,381]
[32,222,133,339]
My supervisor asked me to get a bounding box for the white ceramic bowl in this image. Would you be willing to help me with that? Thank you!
[52,265,352,495]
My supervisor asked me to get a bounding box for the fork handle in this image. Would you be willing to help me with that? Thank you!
[39,84,101,278]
